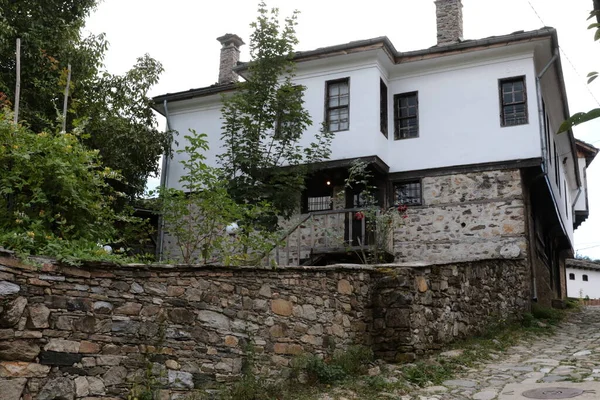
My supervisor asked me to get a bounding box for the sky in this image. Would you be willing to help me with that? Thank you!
[85,0,600,258]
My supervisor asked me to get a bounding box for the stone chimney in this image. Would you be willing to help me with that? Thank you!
[435,0,464,45]
[217,33,245,84]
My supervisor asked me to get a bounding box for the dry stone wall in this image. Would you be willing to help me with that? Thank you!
[394,169,528,264]
[0,254,530,399]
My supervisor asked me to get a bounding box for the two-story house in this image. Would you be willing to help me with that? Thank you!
[152,0,597,306]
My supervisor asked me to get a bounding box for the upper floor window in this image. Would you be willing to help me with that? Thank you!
[569,273,575,280]
[583,274,589,282]
[395,180,422,206]
[394,92,419,140]
[500,76,528,126]
[380,79,388,138]
[326,78,349,132]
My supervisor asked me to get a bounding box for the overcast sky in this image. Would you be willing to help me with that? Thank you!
[86,0,600,258]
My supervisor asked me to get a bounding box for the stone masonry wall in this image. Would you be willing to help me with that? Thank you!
[0,254,530,399]
[394,169,528,264]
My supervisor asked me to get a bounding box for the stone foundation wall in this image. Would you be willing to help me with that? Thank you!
[0,255,530,399]
[394,169,528,264]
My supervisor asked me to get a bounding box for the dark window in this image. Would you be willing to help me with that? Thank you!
[543,100,552,163]
[307,196,332,212]
[500,76,528,126]
[583,274,589,282]
[326,78,349,132]
[380,79,388,137]
[569,273,575,280]
[394,92,419,140]
[554,146,560,192]
[395,181,422,206]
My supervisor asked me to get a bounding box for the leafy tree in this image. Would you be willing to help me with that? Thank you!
[0,0,171,198]
[219,2,333,221]
[0,107,119,254]
[159,130,279,265]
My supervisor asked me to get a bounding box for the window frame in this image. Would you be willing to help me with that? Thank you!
[380,79,388,138]
[325,78,350,132]
[393,179,423,206]
[499,76,528,127]
[394,91,419,140]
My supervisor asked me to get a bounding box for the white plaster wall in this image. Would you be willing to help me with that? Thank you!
[566,268,600,299]
[385,56,541,171]
[165,105,224,191]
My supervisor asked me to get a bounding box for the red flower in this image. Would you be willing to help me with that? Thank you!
[397,204,408,213]
[402,214,408,219]
[354,211,365,220]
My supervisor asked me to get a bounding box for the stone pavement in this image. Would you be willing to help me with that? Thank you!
[409,306,600,400]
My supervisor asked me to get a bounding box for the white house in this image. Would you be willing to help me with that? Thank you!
[566,258,600,299]
[152,0,597,306]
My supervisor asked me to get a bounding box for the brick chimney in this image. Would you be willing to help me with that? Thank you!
[435,0,463,45]
[217,33,245,84]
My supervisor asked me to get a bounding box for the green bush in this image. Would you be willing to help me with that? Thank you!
[531,304,564,324]
[0,108,146,262]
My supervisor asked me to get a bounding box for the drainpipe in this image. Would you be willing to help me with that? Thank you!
[532,49,559,301]
[157,100,172,262]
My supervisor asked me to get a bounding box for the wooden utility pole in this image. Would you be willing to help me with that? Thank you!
[61,64,72,133]
[13,38,21,124]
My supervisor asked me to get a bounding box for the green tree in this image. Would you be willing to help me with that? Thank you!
[0,0,171,198]
[0,107,119,254]
[219,2,333,221]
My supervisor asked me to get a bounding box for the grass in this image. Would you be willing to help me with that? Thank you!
[182,304,577,399]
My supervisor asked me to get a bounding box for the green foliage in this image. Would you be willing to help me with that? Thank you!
[292,346,373,385]
[558,8,600,133]
[531,303,565,324]
[0,109,117,247]
[219,2,333,222]
[0,0,171,199]
[158,130,280,265]
[339,160,405,263]
[0,108,151,263]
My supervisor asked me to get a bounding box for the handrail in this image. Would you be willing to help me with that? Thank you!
[263,207,391,266]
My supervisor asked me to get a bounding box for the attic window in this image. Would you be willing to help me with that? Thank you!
[583,274,589,282]
[569,273,575,280]
[500,76,528,127]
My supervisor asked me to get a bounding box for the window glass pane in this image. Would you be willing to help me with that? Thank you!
[502,82,513,93]
[514,91,524,102]
[329,97,339,107]
[503,93,513,103]
[329,85,339,96]
[339,84,349,95]
[329,122,339,131]
[308,196,332,212]
[339,94,349,106]
[339,121,349,131]
[395,182,421,205]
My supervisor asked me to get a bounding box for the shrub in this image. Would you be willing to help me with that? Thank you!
[0,108,129,259]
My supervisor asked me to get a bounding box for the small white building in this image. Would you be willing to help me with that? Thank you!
[567,259,600,299]
[152,0,598,305]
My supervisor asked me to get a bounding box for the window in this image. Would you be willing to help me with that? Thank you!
[380,79,388,137]
[307,196,332,212]
[394,92,419,140]
[554,146,560,192]
[583,274,589,282]
[569,273,575,280]
[500,76,528,126]
[394,181,422,206]
[326,78,349,132]
[543,100,552,163]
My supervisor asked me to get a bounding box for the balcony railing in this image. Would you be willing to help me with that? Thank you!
[264,208,394,266]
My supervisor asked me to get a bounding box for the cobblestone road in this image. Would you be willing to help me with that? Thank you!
[411,306,600,400]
